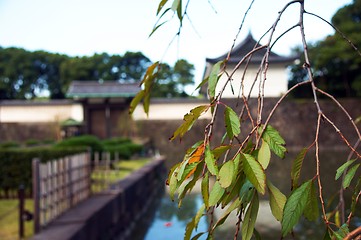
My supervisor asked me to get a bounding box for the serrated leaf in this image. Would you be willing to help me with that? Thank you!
[242,153,266,195]
[205,144,218,176]
[170,105,209,141]
[304,181,319,221]
[202,172,209,209]
[209,181,225,207]
[218,160,235,188]
[291,148,307,189]
[212,145,231,160]
[343,163,360,189]
[241,192,259,240]
[157,0,169,15]
[267,180,286,221]
[258,140,271,170]
[336,159,356,180]
[208,60,223,100]
[259,124,287,159]
[224,106,241,139]
[281,180,312,236]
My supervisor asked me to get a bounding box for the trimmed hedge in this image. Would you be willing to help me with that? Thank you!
[55,135,103,153]
[0,141,20,149]
[0,146,86,195]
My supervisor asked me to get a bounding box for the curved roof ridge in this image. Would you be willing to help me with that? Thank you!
[206,32,295,64]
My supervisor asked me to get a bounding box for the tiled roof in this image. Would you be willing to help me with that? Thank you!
[206,33,296,64]
[66,81,140,99]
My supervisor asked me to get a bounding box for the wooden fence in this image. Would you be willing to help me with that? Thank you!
[32,152,91,233]
[91,151,122,192]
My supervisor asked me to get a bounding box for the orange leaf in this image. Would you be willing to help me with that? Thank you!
[184,143,205,179]
[189,143,205,164]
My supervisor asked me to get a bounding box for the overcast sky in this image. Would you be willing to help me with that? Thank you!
[0,0,353,88]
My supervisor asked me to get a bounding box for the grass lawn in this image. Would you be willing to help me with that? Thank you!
[0,199,33,240]
[0,158,151,239]
[91,158,151,192]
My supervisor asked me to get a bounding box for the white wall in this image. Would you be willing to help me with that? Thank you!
[0,103,83,123]
[216,64,288,98]
[132,102,212,121]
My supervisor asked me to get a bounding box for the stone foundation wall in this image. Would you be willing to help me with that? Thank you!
[31,157,166,240]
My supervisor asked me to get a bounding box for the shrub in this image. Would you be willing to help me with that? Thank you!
[0,146,86,194]
[25,139,40,147]
[0,141,20,149]
[101,137,131,147]
[55,135,103,153]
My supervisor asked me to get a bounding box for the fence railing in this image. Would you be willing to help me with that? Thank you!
[32,152,91,233]
[91,151,122,192]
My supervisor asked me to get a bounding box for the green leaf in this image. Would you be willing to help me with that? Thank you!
[194,76,209,92]
[212,145,231,160]
[281,180,312,236]
[335,159,356,180]
[258,140,271,170]
[323,228,332,240]
[157,0,169,15]
[218,160,235,188]
[267,180,286,221]
[208,60,223,100]
[171,0,180,11]
[194,204,205,230]
[333,223,349,240]
[242,153,266,195]
[343,163,360,189]
[184,218,195,240]
[351,176,361,213]
[291,148,307,189]
[259,124,287,159]
[170,105,209,141]
[304,181,319,221]
[205,144,219,176]
[202,172,209,209]
[168,165,179,201]
[213,198,241,230]
[224,106,241,139]
[129,89,145,115]
[191,232,205,240]
[241,192,259,240]
[209,181,225,207]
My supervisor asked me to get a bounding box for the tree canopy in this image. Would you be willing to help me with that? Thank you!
[0,47,195,99]
[289,0,361,98]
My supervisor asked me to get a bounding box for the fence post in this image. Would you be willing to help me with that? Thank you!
[18,184,25,238]
[32,158,40,234]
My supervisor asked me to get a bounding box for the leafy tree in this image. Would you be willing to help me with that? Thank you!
[290,0,361,98]
[131,1,361,239]
[152,59,194,98]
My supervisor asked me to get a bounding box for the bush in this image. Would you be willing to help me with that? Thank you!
[101,137,131,147]
[25,139,40,147]
[0,146,87,194]
[0,141,20,149]
[55,135,103,153]
[102,138,144,160]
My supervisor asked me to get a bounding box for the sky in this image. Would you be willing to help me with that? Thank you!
[0,0,353,89]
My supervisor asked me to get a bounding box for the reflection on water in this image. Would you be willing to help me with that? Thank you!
[144,193,208,240]
[139,149,361,239]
